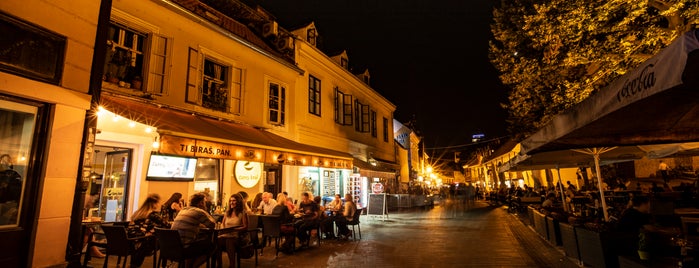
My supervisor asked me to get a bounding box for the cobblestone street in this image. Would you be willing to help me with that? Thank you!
[87,200,579,268]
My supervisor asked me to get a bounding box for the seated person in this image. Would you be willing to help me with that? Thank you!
[615,195,659,255]
[256,192,277,215]
[171,193,216,268]
[295,192,319,245]
[326,194,343,212]
[316,195,335,239]
[272,193,295,252]
[541,193,556,208]
[128,193,170,267]
[334,194,357,239]
[217,193,249,267]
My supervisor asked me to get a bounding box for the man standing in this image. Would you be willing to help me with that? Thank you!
[171,193,216,268]
[659,160,670,184]
[256,192,278,215]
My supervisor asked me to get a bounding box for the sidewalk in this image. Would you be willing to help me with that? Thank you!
[84,201,579,268]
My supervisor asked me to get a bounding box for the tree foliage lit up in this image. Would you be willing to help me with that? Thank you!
[489,0,698,137]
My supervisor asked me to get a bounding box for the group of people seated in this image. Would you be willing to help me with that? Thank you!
[86,190,361,268]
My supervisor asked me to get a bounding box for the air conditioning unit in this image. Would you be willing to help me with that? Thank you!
[276,36,294,51]
[262,21,278,37]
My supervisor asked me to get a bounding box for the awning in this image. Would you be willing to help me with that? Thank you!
[503,142,699,172]
[99,94,352,168]
[352,157,397,179]
[514,30,699,221]
[521,29,699,155]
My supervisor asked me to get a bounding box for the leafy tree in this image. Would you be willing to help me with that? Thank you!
[489,0,698,137]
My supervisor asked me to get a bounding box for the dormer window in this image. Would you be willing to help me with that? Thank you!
[307,28,317,46]
[363,75,370,84]
[341,57,348,69]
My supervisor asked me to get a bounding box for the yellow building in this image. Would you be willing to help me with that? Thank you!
[290,22,398,205]
[0,1,98,266]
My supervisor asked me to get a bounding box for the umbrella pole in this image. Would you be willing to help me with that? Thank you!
[556,165,568,212]
[593,149,610,222]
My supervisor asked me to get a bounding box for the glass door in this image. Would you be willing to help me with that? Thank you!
[95,147,131,222]
[0,97,46,268]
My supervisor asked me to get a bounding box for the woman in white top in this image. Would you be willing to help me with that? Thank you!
[327,194,343,211]
[217,193,249,267]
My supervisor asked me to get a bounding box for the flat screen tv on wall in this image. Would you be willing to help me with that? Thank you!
[146,154,197,181]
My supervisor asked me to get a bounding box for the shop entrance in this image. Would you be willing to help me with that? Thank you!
[87,146,132,222]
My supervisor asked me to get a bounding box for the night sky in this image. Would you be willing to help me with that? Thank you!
[245,0,509,151]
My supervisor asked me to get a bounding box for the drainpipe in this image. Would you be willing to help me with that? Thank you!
[65,0,112,266]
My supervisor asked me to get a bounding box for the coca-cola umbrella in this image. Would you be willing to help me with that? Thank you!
[516,29,699,221]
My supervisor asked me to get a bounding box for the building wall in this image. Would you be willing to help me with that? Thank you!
[0,0,97,266]
[107,0,300,135]
[293,39,396,162]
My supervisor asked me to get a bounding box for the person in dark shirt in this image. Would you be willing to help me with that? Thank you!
[295,192,319,245]
[616,195,658,255]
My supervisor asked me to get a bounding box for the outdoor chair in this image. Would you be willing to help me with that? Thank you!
[100,224,148,268]
[153,228,210,268]
[216,215,261,267]
[260,215,283,256]
[346,208,363,240]
[82,224,108,268]
[302,221,322,248]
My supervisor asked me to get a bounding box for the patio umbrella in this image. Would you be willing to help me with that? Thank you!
[515,29,699,221]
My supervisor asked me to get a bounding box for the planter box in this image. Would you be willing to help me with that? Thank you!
[559,222,580,261]
[533,210,549,241]
[546,216,562,246]
[527,206,535,226]
[577,228,636,268]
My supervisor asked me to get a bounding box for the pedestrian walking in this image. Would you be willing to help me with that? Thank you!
[658,160,670,184]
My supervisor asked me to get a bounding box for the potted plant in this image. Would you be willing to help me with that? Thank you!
[131,76,142,90]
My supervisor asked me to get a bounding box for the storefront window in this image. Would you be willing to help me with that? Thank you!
[194,158,220,212]
[299,167,320,197]
[0,100,37,227]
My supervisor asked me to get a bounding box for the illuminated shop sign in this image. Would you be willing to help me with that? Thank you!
[234,161,262,188]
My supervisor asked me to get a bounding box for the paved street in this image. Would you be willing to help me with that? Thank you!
[86,200,579,268]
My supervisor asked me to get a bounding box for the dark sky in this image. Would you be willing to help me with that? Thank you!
[245,0,509,151]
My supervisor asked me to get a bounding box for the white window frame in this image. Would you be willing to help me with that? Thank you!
[266,79,287,126]
[185,47,245,115]
[107,9,172,95]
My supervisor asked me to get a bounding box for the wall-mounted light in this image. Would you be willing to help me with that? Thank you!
[152,136,160,149]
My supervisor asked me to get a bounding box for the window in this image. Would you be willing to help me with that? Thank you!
[383,117,389,142]
[104,22,169,94]
[371,110,377,137]
[307,28,317,46]
[0,13,66,85]
[202,59,229,112]
[268,82,286,125]
[334,88,353,125]
[308,75,321,116]
[354,100,369,133]
[186,48,243,114]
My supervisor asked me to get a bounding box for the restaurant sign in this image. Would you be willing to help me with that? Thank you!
[234,161,262,188]
[159,135,264,162]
